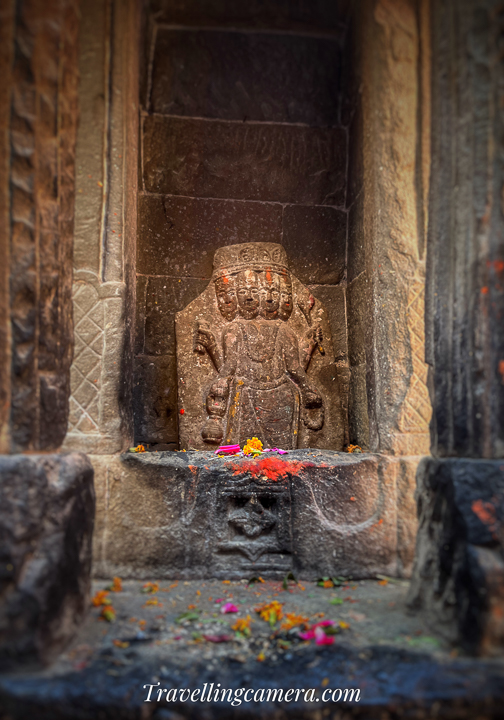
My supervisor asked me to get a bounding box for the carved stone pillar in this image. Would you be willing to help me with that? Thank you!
[0,0,80,453]
[408,0,504,654]
[62,0,140,455]
[0,0,96,670]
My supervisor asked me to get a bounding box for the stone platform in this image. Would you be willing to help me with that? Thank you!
[92,450,419,580]
[1,577,504,719]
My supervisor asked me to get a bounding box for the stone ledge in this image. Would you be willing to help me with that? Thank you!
[91,450,420,581]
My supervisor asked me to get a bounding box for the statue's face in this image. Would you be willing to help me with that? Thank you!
[236,270,259,319]
[215,276,237,320]
[259,270,280,319]
[278,274,293,321]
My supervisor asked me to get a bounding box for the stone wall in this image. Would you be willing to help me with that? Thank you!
[134,1,353,449]
[346,0,432,456]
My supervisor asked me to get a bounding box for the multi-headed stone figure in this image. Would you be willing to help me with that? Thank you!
[176,242,347,451]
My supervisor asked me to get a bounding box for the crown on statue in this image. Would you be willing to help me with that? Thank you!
[212,243,289,281]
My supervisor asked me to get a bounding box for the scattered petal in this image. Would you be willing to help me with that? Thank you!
[100,606,116,622]
[110,577,122,592]
[314,626,335,645]
[221,602,239,614]
[204,634,231,643]
[92,590,111,607]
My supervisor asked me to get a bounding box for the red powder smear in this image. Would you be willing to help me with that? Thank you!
[481,286,489,295]
[472,499,497,527]
[266,268,272,283]
[226,457,317,481]
[499,359,504,381]
[222,274,229,284]
[487,259,504,273]
[188,465,197,475]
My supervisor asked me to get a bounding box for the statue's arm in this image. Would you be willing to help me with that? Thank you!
[220,326,239,377]
[300,325,323,371]
[282,329,322,407]
[194,322,223,372]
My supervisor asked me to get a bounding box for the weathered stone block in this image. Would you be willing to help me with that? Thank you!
[143,276,208,356]
[290,453,398,578]
[347,272,369,367]
[149,0,350,34]
[408,458,504,655]
[348,362,369,449]
[91,450,411,581]
[282,205,347,285]
[151,29,341,126]
[347,188,365,282]
[346,100,363,208]
[143,116,347,206]
[132,354,178,447]
[137,194,282,278]
[0,453,95,670]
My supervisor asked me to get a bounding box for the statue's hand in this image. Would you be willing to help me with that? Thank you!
[304,389,323,409]
[194,322,216,354]
[305,325,323,350]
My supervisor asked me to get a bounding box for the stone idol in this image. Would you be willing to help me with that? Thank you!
[176,243,346,450]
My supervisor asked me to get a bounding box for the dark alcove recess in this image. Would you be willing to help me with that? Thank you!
[133,0,365,451]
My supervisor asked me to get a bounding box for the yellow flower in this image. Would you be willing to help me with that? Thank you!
[232,615,252,637]
[243,437,263,455]
[280,612,309,631]
[255,600,283,626]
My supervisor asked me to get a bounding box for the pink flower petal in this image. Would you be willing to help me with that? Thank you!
[221,602,239,614]
[313,620,336,629]
[299,630,315,640]
[214,598,225,603]
[314,626,335,645]
[215,445,241,455]
[203,634,231,643]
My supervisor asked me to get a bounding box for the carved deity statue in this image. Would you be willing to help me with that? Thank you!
[176,242,347,451]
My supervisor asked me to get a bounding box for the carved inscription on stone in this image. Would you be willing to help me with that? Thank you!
[176,243,345,450]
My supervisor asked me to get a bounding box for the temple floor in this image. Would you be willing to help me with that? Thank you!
[1,578,504,719]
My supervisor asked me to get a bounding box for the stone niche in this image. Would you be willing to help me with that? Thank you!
[86,0,430,581]
[176,242,347,452]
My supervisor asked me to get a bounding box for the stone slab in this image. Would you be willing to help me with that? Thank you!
[132,354,178,446]
[0,452,95,670]
[282,205,347,285]
[151,29,341,126]
[150,0,350,34]
[143,115,347,206]
[142,276,209,356]
[90,450,414,581]
[2,608,504,720]
[136,194,283,278]
[408,457,504,655]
